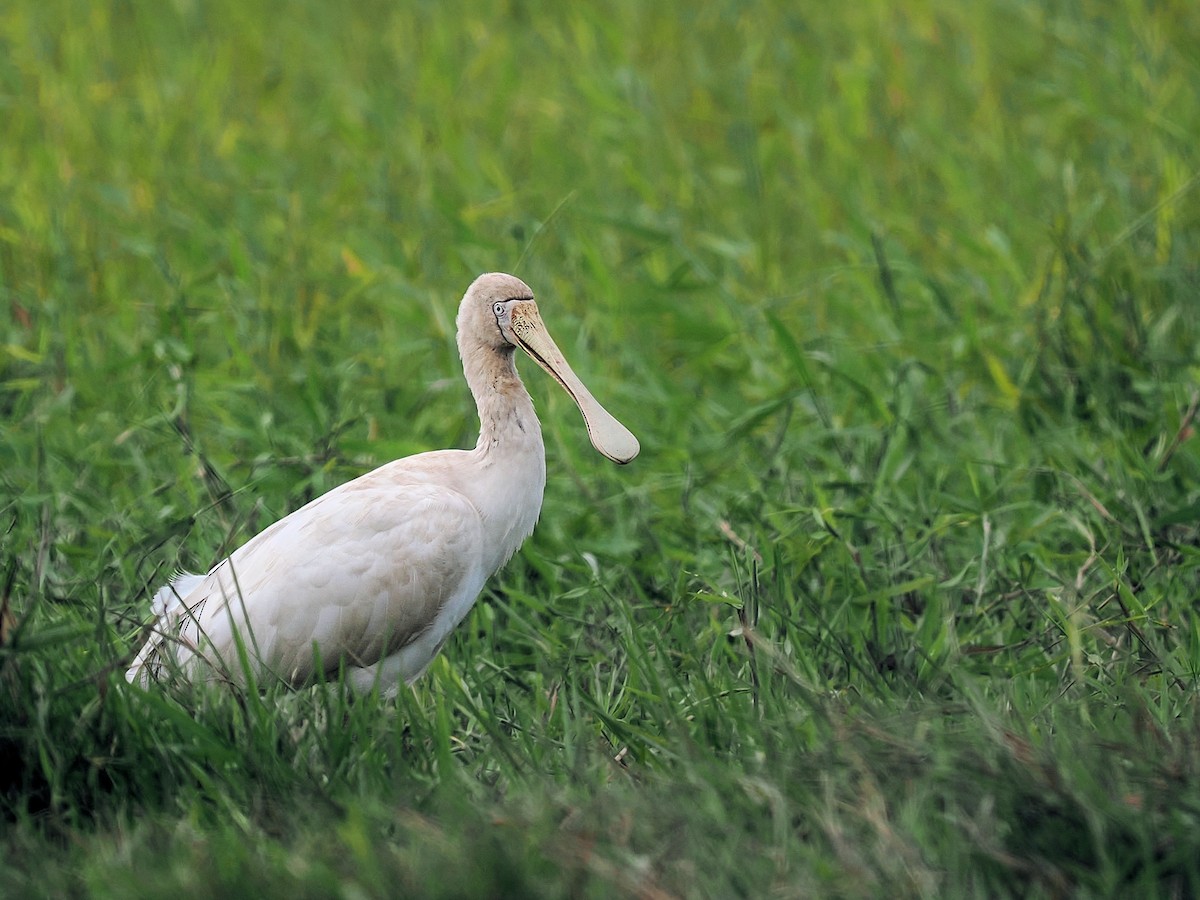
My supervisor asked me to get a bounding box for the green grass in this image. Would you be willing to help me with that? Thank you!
[3,0,1200,895]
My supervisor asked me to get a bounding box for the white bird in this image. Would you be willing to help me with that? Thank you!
[126,273,639,693]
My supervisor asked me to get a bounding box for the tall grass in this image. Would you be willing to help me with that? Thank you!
[3,0,1200,895]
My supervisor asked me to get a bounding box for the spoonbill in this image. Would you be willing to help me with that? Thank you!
[126,273,639,693]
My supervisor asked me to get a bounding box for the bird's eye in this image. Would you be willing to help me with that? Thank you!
[493,302,506,318]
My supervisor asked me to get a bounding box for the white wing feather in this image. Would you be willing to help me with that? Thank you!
[127,458,491,691]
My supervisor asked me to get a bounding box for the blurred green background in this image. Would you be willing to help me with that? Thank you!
[3,0,1200,896]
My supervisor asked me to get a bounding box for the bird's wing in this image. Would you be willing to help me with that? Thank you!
[127,478,487,688]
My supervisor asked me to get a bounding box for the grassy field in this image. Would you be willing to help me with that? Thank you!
[3,0,1200,895]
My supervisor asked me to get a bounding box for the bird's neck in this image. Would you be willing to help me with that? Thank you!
[460,342,545,459]
[459,341,548,574]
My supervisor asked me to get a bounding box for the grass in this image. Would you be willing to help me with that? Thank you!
[3,0,1200,895]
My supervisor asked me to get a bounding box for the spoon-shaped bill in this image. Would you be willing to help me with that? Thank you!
[509,302,640,464]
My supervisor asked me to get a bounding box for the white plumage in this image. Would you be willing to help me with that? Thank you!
[126,273,638,692]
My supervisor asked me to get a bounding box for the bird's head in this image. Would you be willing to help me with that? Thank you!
[457,273,640,465]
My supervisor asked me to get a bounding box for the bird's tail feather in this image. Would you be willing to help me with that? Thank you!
[126,570,207,685]
[151,571,207,617]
